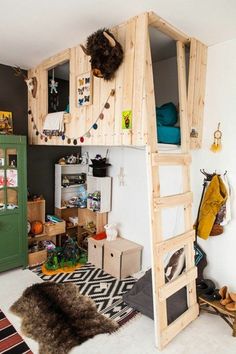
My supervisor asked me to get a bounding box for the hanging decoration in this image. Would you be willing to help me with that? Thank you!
[210,123,222,153]
[49,68,58,94]
[12,66,37,98]
[49,68,59,112]
[28,89,115,144]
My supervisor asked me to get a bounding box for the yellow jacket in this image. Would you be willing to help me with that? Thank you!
[197,175,227,240]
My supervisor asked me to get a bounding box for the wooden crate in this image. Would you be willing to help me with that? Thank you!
[45,221,66,236]
[28,249,47,267]
[27,199,45,223]
[88,238,105,269]
[78,208,107,234]
[103,238,143,279]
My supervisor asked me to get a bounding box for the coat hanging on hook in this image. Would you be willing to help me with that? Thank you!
[210,123,222,152]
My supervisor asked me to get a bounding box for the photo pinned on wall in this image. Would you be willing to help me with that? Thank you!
[77,72,93,107]
[0,111,13,134]
[122,110,132,129]
[0,158,4,167]
[6,169,18,187]
[0,170,4,187]
[8,154,17,168]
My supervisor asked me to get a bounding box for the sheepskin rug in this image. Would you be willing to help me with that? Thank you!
[10,282,118,354]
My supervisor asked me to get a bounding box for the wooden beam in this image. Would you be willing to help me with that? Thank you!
[42,49,71,70]
[156,230,195,254]
[177,41,189,152]
[152,153,191,166]
[160,304,199,349]
[188,39,208,149]
[148,12,190,44]
[158,267,197,301]
[154,192,192,209]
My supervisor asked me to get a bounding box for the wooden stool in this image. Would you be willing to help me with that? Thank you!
[199,296,236,337]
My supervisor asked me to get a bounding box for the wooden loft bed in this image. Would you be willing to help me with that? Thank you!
[27,12,207,349]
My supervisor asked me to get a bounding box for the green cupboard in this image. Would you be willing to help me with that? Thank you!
[0,135,27,272]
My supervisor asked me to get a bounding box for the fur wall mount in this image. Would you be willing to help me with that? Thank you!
[81,28,124,81]
[10,282,118,354]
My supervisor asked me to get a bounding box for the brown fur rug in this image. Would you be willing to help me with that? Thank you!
[10,282,118,354]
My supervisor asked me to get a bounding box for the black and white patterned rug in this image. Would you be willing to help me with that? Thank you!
[32,263,138,326]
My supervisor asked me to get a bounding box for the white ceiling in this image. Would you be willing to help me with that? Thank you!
[0,0,236,69]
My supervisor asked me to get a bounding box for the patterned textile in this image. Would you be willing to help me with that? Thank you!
[0,309,32,354]
[32,263,139,326]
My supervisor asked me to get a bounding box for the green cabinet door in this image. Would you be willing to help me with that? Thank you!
[0,135,27,272]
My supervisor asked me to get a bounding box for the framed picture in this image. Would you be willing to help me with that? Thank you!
[76,72,93,107]
[8,154,17,168]
[0,111,13,134]
[122,110,132,129]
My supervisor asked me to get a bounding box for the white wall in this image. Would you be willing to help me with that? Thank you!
[82,146,184,271]
[191,39,236,291]
[153,57,179,107]
[82,146,151,270]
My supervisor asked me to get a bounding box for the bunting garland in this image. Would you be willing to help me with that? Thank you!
[28,89,115,145]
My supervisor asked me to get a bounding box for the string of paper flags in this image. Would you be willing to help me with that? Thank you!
[28,89,115,145]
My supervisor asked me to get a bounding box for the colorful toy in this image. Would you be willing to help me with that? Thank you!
[31,220,43,235]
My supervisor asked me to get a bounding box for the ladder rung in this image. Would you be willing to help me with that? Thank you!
[160,304,199,348]
[158,267,197,301]
[152,153,191,166]
[154,192,192,209]
[156,230,195,255]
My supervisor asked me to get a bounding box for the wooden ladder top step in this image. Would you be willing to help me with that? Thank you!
[154,191,193,209]
[152,153,191,166]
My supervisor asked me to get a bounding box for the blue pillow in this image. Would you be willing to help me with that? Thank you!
[156,102,177,126]
[157,126,181,145]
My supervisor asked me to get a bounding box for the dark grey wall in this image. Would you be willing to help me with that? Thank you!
[0,63,81,214]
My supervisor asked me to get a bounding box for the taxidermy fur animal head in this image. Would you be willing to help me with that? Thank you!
[13,66,37,98]
[81,29,124,81]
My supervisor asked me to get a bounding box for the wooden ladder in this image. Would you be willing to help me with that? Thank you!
[146,40,198,349]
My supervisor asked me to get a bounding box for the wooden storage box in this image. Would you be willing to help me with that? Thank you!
[45,221,66,236]
[28,249,47,267]
[103,238,143,279]
[88,238,105,269]
[27,199,45,223]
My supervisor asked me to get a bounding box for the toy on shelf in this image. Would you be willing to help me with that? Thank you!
[44,237,87,271]
[87,191,101,211]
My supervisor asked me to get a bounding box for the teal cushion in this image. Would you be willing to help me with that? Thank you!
[156,102,177,126]
[157,126,180,145]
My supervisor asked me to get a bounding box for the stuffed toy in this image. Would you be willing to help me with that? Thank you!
[81,28,124,81]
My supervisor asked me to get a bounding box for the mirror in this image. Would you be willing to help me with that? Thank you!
[48,61,69,113]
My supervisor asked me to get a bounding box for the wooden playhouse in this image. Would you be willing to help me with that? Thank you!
[27,11,207,349]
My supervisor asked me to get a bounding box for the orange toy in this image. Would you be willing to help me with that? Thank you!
[31,220,43,235]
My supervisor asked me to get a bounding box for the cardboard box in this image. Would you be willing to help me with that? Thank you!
[88,238,105,269]
[103,238,143,279]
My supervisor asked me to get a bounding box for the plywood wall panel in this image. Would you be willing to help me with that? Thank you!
[132,13,148,145]
[28,14,146,147]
